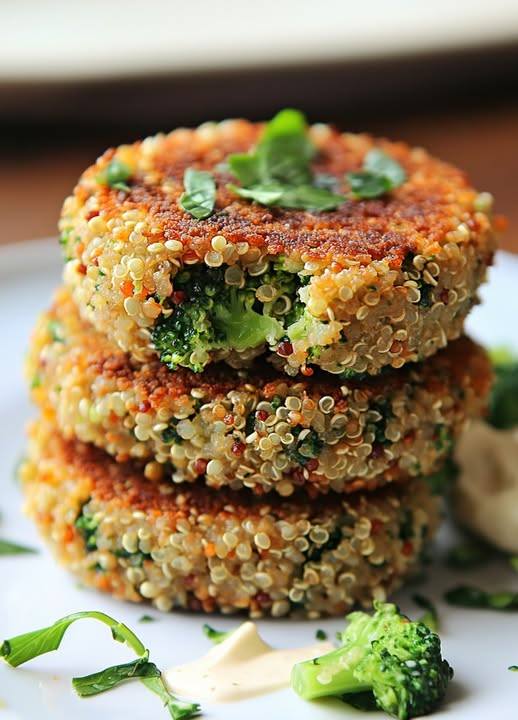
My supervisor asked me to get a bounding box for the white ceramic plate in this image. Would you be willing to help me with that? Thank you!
[1,0,518,83]
[1,239,517,720]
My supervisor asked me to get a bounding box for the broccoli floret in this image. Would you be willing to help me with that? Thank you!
[151,268,220,372]
[213,287,283,351]
[488,349,518,430]
[291,601,453,720]
[151,265,288,372]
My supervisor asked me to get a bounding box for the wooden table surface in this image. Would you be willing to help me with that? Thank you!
[1,103,516,252]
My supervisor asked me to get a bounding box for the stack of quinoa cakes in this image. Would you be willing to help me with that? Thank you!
[22,111,496,618]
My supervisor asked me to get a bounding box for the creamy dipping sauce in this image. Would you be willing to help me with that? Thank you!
[164,621,333,703]
[455,420,518,553]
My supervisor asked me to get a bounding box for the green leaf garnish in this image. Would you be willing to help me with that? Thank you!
[1,611,199,720]
[179,168,216,220]
[227,182,284,206]
[228,109,343,212]
[202,623,233,645]
[96,159,132,192]
[364,148,407,186]
[347,172,391,199]
[142,675,200,720]
[509,665,518,671]
[138,614,157,623]
[72,655,159,696]
[445,585,518,610]
[347,148,406,199]
[0,611,145,667]
[0,539,37,556]
[413,594,439,632]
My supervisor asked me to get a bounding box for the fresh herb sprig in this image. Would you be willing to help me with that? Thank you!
[202,623,233,645]
[228,109,344,212]
[1,611,199,719]
[347,148,406,199]
[445,586,518,611]
[0,539,37,555]
[179,168,216,220]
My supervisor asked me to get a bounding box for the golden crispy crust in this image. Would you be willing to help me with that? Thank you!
[68,120,493,266]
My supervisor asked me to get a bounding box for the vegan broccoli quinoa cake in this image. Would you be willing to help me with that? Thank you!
[27,287,492,497]
[21,415,441,618]
[59,110,496,377]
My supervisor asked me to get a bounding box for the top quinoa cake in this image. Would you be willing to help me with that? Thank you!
[60,110,496,376]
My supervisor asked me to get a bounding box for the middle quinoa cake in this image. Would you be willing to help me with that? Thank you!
[21,414,441,618]
[28,286,492,497]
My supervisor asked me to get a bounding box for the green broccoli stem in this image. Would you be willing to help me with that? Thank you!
[291,646,369,700]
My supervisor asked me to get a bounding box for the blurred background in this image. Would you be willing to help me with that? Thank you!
[1,0,517,249]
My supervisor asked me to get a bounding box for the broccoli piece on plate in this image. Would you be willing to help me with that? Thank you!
[291,601,453,719]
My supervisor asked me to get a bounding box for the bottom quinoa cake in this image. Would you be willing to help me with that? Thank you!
[21,415,441,618]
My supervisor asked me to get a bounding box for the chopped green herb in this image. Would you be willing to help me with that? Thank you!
[509,665,518,672]
[0,539,37,555]
[347,148,406,200]
[75,507,99,550]
[202,623,232,645]
[179,168,216,220]
[445,585,518,610]
[315,629,328,641]
[0,611,200,720]
[138,615,156,623]
[413,594,439,632]
[96,159,132,192]
[228,109,344,212]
